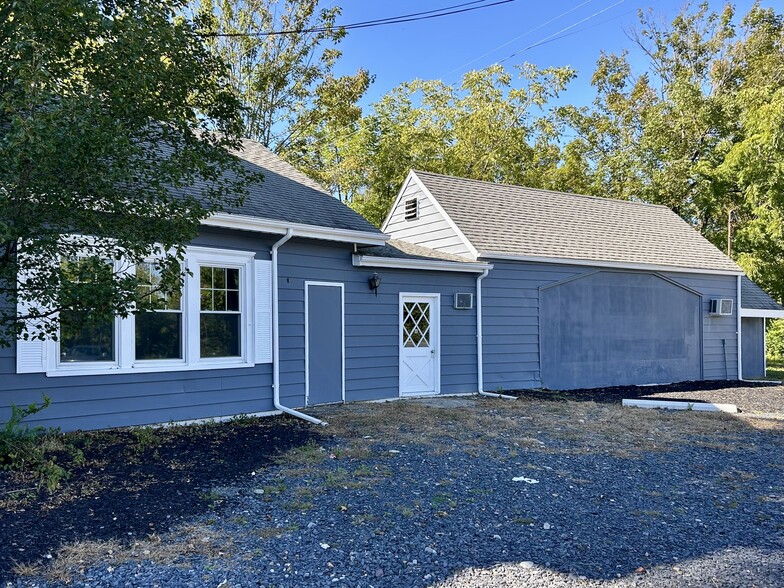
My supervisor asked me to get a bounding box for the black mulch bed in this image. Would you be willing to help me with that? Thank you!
[0,416,319,580]
[507,379,784,413]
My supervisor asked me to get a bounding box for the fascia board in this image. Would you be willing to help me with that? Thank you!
[352,254,492,274]
[740,308,784,318]
[479,251,744,276]
[203,213,389,246]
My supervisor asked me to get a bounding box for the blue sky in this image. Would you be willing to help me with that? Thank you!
[331,0,779,111]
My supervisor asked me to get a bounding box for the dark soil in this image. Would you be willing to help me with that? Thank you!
[0,416,318,579]
[508,380,784,413]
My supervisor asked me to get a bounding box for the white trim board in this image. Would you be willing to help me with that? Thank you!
[203,213,388,246]
[478,251,744,276]
[304,281,346,406]
[352,254,492,274]
[622,399,738,413]
[740,308,784,319]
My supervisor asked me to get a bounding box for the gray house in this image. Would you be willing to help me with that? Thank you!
[5,143,489,431]
[383,170,784,391]
[4,149,783,431]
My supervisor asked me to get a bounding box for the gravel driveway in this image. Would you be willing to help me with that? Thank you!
[5,391,784,588]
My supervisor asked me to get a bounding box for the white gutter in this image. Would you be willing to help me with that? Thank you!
[737,274,743,381]
[204,213,388,247]
[478,251,744,277]
[739,308,784,319]
[474,268,516,400]
[352,254,493,274]
[272,230,327,426]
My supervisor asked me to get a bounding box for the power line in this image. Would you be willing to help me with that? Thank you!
[283,0,636,166]
[199,0,517,38]
[495,0,628,66]
[443,0,597,80]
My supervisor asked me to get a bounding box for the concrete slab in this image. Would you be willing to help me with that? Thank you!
[622,399,738,413]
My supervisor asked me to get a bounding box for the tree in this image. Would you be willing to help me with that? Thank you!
[557,2,784,299]
[194,0,372,156]
[326,63,575,226]
[0,0,254,346]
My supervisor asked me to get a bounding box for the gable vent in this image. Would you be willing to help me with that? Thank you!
[709,298,734,316]
[404,198,418,221]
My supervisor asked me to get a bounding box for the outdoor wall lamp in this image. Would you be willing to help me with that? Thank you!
[369,272,381,296]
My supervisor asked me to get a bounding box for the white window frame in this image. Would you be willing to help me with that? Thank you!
[42,246,259,377]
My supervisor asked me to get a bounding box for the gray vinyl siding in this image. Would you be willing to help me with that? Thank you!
[665,272,739,380]
[385,178,472,256]
[277,239,478,407]
[0,227,276,431]
[481,260,739,391]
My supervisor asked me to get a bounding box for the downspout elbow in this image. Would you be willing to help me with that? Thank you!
[272,229,327,426]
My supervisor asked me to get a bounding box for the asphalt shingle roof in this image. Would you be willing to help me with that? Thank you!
[413,170,741,273]
[359,239,478,263]
[741,277,784,311]
[182,139,381,235]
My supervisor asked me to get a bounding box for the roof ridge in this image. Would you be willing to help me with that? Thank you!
[411,169,670,210]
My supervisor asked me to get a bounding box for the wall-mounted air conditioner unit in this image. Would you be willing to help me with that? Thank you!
[709,298,734,316]
[454,293,474,310]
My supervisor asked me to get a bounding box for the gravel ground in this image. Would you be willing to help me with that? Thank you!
[509,380,784,415]
[4,393,784,588]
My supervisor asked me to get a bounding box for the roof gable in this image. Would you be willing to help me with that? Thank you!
[411,170,742,274]
[382,171,476,257]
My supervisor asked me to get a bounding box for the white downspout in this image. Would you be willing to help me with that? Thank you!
[475,268,515,400]
[737,274,743,381]
[272,229,327,426]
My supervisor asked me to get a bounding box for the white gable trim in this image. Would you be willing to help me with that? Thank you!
[352,253,492,274]
[203,213,388,246]
[382,171,479,259]
[479,251,744,276]
[740,308,784,318]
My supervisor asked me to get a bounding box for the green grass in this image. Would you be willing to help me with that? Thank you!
[765,357,784,380]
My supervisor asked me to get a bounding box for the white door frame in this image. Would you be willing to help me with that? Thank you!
[304,281,345,405]
[399,292,441,397]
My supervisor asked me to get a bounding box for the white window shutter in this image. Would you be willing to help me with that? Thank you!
[16,269,46,374]
[254,259,273,364]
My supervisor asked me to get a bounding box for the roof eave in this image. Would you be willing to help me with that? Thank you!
[477,251,744,276]
[352,253,493,274]
[203,212,388,246]
[740,308,784,318]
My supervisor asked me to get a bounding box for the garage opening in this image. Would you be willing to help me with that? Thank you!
[540,271,702,390]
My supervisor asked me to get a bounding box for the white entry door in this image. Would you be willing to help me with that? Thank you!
[399,294,440,396]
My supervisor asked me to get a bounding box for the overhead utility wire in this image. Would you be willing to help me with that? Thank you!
[443,0,597,79]
[199,0,517,37]
[284,0,632,166]
[495,0,627,65]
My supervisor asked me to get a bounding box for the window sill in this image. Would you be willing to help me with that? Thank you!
[45,359,262,377]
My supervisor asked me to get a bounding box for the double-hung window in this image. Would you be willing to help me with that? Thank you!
[16,245,271,376]
[59,257,117,364]
[135,262,184,361]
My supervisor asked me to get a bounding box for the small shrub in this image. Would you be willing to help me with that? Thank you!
[0,395,68,491]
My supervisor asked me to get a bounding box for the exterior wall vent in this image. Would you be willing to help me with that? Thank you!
[404,198,418,221]
[454,292,474,310]
[709,298,734,316]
